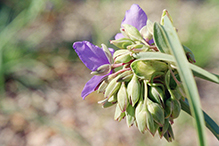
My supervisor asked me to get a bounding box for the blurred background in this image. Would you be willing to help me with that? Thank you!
[0,0,218,145]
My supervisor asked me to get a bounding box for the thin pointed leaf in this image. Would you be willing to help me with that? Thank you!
[180,99,219,140]
[133,52,219,84]
[161,15,206,146]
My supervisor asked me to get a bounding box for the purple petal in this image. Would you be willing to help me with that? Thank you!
[115,33,124,40]
[121,4,147,31]
[149,39,154,45]
[73,41,110,71]
[81,74,108,99]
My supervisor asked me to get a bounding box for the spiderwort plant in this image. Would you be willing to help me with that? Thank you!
[73,4,219,145]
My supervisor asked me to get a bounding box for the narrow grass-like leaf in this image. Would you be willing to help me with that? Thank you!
[133,52,219,84]
[180,99,219,140]
[162,15,207,146]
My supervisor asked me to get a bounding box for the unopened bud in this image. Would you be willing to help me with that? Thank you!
[117,70,133,82]
[148,86,165,105]
[171,99,181,119]
[125,104,135,127]
[183,45,196,63]
[163,123,174,142]
[108,94,117,102]
[113,49,130,60]
[91,64,111,76]
[114,51,133,64]
[122,24,145,43]
[114,104,125,121]
[104,76,121,98]
[158,118,169,138]
[127,74,140,106]
[127,43,148,53]
[131,60,168,80]
[101,44,114,64]
[147,98,165,126]
[117,82,128,112]
[140,19,154,40]
[110,38,134,49]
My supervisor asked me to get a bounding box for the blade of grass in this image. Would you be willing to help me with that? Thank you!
[161,15,207,146]
[180,99,219,140]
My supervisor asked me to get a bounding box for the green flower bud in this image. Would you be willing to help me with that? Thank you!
[146,109,157,135]
[114,51,133,63]
[147,98,165,126]
[183,45,196,63]
[108,94,117,102]
[114,104,125,121]
[113,49,130,60]
[165,98,181,119]
[131,60,168,80]
[163,123,174,142]
[148,86,165,105]
[101,44,113,64]
[164,99,172,119]
[127,74,140,106]
[117,70,133,82]
[98,98,115,108]
[117,82,128,112]
[97,80,108,93]
[140,19,154,41]
[91,64,111,76]
[110,38,134,49]
[122,24,145,42]
[104,76,121,98]
[135,83,146,133]
[127,43,148,53]
[158,118,169,138]
[171,99,181,119]
[125,104,135,127]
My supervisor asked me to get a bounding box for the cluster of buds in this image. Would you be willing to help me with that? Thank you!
[94,11,195,142]
[73,5,197,142]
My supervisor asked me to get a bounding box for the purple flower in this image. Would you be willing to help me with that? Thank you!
[73,41,114,99]
[115,4,153,44]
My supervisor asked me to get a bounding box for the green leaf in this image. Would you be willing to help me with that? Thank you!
[180,99,219,140]
[161,15,207,146]
[133,52,219,84]
[153,22,170,53]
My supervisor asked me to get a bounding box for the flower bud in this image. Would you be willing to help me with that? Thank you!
[91,64,111,76]
[104,76,121,98]
[98,98,115,108]
[164,99,172,119]
[163,123,174,142]
[125,104,135,127]
[158,118,169,138]
[122,24,145,42]
[108,94,117,102]
[171,99,181,119]
[127,74,140,106]
[110,38,134,49]
[97,80,108,93]
[146,109,156,135]
[117,70,133,82]
[101,44,114,64]
[148,86,165,105]
[117,82,128,112]
[135,83,146,133]
[147,98,165,126]
[127,44,148,53]
[113,49,130,60]
[183,45,196,63]
[131,60,168,80]
[140,19,154,40]
[114,51,133,64]
[114,104,125,121]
